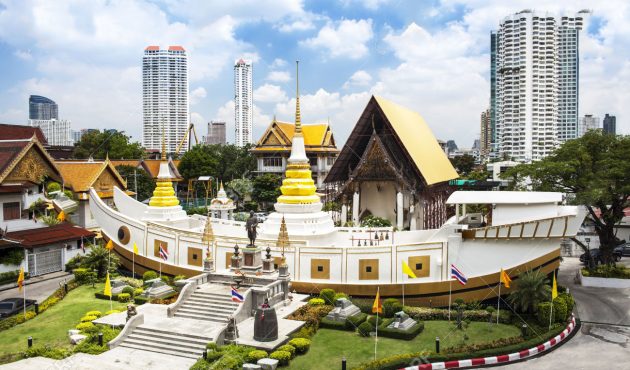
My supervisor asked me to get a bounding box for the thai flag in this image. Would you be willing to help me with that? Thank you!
[159,244,169,261]
[451,264,468,285]
[231,286,244,303]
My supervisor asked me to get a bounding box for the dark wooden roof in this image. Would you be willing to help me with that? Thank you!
[6,223,94,248]
[0,123,48,145]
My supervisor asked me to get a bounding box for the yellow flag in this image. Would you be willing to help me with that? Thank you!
[500,268,512,288]
[17,267,24,292]
[104,273,112,297]
[133,242,139,255]
[372,288,382,314]
[552,272,558,299]
[57,211,65,222]
[105,239,114,251]
[402,260,417,279]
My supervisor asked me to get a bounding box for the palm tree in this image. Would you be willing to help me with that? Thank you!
[83,244,120,278]
[507,269,551,313]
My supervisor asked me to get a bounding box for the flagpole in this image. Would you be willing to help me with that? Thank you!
[402,273,405,307]
[374,287,379,361]
[448,279,452,321]
[549,271,555,330]
[108,247,112,311]
[23,275,26,319]
[132,250,135,279]
[496,280,501,325]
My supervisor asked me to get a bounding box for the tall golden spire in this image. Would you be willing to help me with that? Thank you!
[277,216,289,266]
[202,214,215,260]
[295,60,302,134]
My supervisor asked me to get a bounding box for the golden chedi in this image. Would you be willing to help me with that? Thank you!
[148,139,180,207]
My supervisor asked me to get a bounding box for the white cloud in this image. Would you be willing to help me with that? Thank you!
[190,87,207,105]
[340,0,389,11]
[266,70,291,83]
[13,50,32,61]
[254,84,288,103]
[270,58,288,69]
[276,19,316,33]
[343,70,372,89]
[301,19,374,59]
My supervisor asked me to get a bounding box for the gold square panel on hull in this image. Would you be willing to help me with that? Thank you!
[359,259,379,280]
[311,259,330,279]
[188,247,203,267]
[408,256,430,278]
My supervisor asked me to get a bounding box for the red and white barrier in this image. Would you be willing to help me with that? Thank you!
[401,315,577,370]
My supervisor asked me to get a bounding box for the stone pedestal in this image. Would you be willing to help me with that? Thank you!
[231,255,243,270]
[253,307,278,342]
[387,311,417,330]
[142,280,175,299]
[262,258,274,274]
[204,259,214,272]
[241,247,263,273]
[325,298,361,322]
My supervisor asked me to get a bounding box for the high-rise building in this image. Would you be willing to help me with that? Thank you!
[205,121,226,145]
[445,140,458,154]
[490,31,498,155]
[578,114,600,137]
[29,95,58,120]
[494,10,588,162]
[142,45,189,154]
[480,108,491,161]
[603,114,616,135]
[234,59,253,147]
[29,119,73,146]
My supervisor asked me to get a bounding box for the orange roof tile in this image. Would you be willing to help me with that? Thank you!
[145,45,159,51]
[55,161,126,192]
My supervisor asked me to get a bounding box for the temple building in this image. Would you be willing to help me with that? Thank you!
[251,118,339,189]
[324,96,459,230]
[55,159,132,229]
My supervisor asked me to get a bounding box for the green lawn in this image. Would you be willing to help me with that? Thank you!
[289,321,521,370]
[0,283,126,357]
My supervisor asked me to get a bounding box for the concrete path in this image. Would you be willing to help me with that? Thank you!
[0,271,73,303]
[497,257,630,369]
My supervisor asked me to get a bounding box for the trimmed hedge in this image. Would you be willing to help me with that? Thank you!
[288,338,311,354]
[270,350,292,366]
[143,270,158,281]
[0,270,29,286]
[357,321,374,337]
[320,313,368,331]
[308,298,325,306]
[319,289,336,305]
[76,322,94,331]
[95,292,119,300]
[403,306,512,324]
[134,296,149,305]
[383,298,403,318]
[85,311,102,318]
[118,293,131,302]
[245,349,267,363]
[277,344,296,359]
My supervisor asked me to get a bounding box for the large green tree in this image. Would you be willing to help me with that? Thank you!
[252,173,282,210]
[178,144,256,181]
[503,131,630,264]
[450,154,477,176]
[73,130,145,159]
[115,165,155,202]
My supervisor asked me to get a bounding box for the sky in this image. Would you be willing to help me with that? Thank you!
[0,0,628,149]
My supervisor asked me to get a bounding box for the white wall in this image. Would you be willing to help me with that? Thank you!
[493,203,559,226]
[360,182,396,222]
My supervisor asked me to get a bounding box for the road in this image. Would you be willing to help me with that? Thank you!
[0,272,73,304]
[497,257,630,369]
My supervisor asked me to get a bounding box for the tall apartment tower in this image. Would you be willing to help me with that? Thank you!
[480,108,491,161]
[489,32,498,156]
[603,114,616,135]
[205,121,226,145]
[234,59,253,147]
[578,114,600,137]
[29,95,58,120]
[494,10,588,162]
[142,45,189,154]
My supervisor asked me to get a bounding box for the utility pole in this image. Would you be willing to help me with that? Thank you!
[134,168,138,200]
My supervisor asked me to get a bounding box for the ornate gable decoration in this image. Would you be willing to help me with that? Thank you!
[351,133,409,188]
[5,142,62,184]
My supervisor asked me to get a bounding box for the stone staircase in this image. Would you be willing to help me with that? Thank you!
[173,289,240,323]
[118,326,211,359]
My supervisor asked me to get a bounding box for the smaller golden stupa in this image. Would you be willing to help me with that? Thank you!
[149,130,180,207]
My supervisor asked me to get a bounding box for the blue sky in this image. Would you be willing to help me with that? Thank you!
[0,0,626,148]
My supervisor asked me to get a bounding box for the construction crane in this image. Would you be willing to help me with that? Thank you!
[175,123,199,155]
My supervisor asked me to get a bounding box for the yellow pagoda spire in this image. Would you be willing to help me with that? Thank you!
[277,216,289,266]
[202,213,215,260]
[276,61,320,205]
[149,124,180,207]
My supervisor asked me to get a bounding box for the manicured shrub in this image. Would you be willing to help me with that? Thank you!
[245,349,268,363]
[94,292,119,300]
[553,297,568,323]
[46,182,61,194]
[73,268,92,284]
[80,315,97,323]
[558,293,574,313]
[160,275,171,284]
[357,321,374,337]
[74,325,121,355]
[346,312,368,330]
[319,288,336,305]
[134,296,149,305]
[65,254,84,271]
[536,302,553,326]
[367,315,384,326]
[118,293,131,302]
[76,322,94,331]
[118,277,143,288]
[143,270,158,281]
[270,350,291,366]
[333,292,348,302]
[376,321,425,340]
[174,275,186,282]
[308,298,325,306]
[277,344,296,359]
[290,326,317,339]
[288,338,311,354]
[122,286,134,295]
[133,287,144,296]
[383,298,402,318]
[85,311,102,318]
[104,309,121,315]
[23,345,70,360]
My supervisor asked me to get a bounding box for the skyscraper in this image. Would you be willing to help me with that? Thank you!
[142,45,189,154]
[578,114,600,137]
[494,10,588,162]
[480,108,491,161]
[234,59,253,147]
[603,114,616,135]
[205,121,226,145]
[489,31,498,155]
[29,119,73,146]
[29,95,58,120]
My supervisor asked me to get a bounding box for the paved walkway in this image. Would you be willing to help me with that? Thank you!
[497,257,630,369]
[0,271,73,303]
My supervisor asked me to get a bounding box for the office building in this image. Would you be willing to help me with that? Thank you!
[603,114,616,135]
[29,95,58,120]
[29,119,73,146]
[480,108,491,161]
[234,59,253,147]
[494,10,588,162]
[490,31,498,155]
[142,45,189,154]
[578,114,600,137]
[204,121,226,145]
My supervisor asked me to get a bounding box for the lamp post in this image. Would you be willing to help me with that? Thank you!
[585,237,592,269]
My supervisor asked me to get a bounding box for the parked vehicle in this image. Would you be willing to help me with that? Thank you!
[579,248,623,265]
[615,243,630,257]
[0,298,36,318]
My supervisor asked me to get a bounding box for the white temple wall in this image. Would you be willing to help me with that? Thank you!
[493,204,558,226]
[359,181,396,223]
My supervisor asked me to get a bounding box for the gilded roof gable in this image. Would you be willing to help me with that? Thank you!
[0,139,63,185]
[253,120,339,153]
[55,161,127,192]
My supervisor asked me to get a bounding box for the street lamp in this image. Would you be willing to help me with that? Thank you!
[585,237,592,268]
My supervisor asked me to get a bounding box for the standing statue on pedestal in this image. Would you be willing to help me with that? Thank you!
[245,211,259,247]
